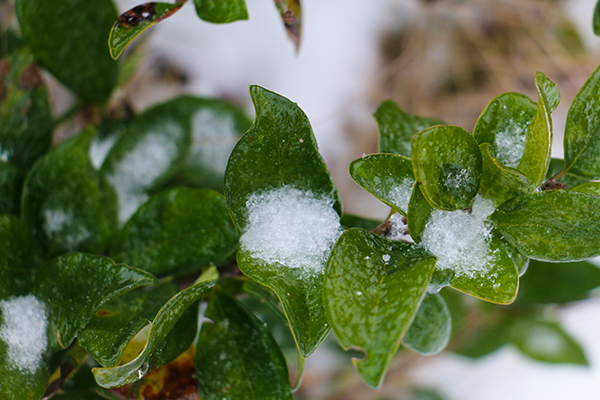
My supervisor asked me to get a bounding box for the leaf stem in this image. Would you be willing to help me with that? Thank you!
[550,169,566,181]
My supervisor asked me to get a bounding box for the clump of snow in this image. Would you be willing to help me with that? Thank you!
[388,178,414,213]
[493,129,526,169]
[420,196,497,278]
[44,209,90,247]
[240,186,343,276]
[0,295,48,373]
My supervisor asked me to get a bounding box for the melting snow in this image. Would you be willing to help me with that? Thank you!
[388,178,414,213]
[493,130,526,169]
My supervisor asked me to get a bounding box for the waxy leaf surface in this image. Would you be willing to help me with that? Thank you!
[193,0,248,23]
[403,293,451,355]
[407,184,432,243]
[324,228,435,388]
[478,143,530,206]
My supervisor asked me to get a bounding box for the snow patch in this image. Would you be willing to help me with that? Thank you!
[493,129,526,169]
[0,295,48,373]
[90,134,118,170]
[240,186,343,276]
[388,178,414,213]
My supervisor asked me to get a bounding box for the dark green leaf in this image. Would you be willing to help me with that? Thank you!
[517,259,600,304]
[349,154,414,215]
[193,0,248,23]
[545,158,589,189]
[517,72,557,189]
[324,228,435,389]
[340,214,381,231]
[196,289,293,400]
[0,215,37,299]
[407,184,432,243]
[111,188,239,277]
[478,143,530,206]
[0,30,24,58]
[23,130,119,255]
[403,294,451,355]
[411,126,482,211]
[509,320,588,365]
[489,190,600,261]
[109,1,185,60]
[0,52,53,169]
[0,160,22,215]
[274,0,302,50]
[93,278,216,388]
[454,322,509,359]
[15,0,118,103]
[375,100,443,157]
[595,0,600,36]
[473,93,537,169]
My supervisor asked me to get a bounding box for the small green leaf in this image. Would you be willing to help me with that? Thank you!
[196,289,293,400]
[407,184,433,243]
[111,188,239,277]
[403,294,451,355]
[32,252,157,351]
[478,143,531,206]
[489,190,600,261]
[23,130,119,256]
[571,181,600,195]
[193,0,248,23]
[349,154,414,215]
[545,158,589,189]
[473,93,537,169]
[454,321,509,359]
[0,52,53,169]
[93,278,216,388]
[517,259,600,304]
[517,72,557,189]
[0,215,38,299]
[411,126,482,211]
[0,160,23,215]
[15,0,119,103]
[340,214,381,231]
[324,228,435,389]
[274,0,302,50]
[595,0,600,36]
[109,1,185,60]
[509,320,588,365]
[375,100,443,157]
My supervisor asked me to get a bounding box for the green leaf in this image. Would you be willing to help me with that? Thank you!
[340,214,381,231]
[0,215,38,299]
[595,0,600,36]
[411,126,482,211]
[517,72,557,189]
[224,86,341,357]
[473,93,537,169]
[23,130,119,256]
[0,30,24,59]
[111,188,239,277]
[32,252,157,351]
[101,98,192,224]
[93,278,216,388]
[324,228,436,389]
[349,154,414,215]
[489,190,600,261]
[454,321,509,359]
[15,0,118,103]
[545,158,589,189]
[274,0,302,50]
[509,320,588,365]
[517,259,600,304]
[196,289,293,400]
[193,0,248,23]
[375,100,443,157]
[570,181,600,195]
[109,1,185,60]
[0,52,53,169]
[89,118,130,171]
[407,184,433,243]
[0,160,22,215]
[403,294,451,355]
[78,284,178,367]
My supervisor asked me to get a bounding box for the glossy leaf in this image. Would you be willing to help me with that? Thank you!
[224,86,341,356]
[349,154,414,215]
[274,0,302,50]
[545,158,588,189]
[15,0,118,103]
[411,125,482,211]
[375,100,443,157]
[0,215,37,299]
[340,214,381,231]
[111,188,239,277]
[478,143,530,207]
[196,289,293,400]
[109,1,185,60]
[23,130,119,255]
[509,320,588,365]
[517,72,557,189]
[407,184,432,243]
[101,98,192,224]
[324,228,436,388]
[93,278,216,388]
[571,181,600,195]
[78,284,178,367]
[0,160,22,215]
[32,252,157,351]
[193,0,248,23]
[0,52,53,169]
[517,259,600,304]
[403,294,451,355]
[489,190,600,261]
[473,93,537,169]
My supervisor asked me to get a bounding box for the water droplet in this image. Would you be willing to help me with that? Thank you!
[356,291,363,296]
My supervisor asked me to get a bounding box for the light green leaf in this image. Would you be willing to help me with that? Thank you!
[411,126,482,211]
[274,0,302,50]
[193,0,248,23]
[375,100,443,157]
[571,181,600,195]
[403,294,451,355]
[349,154,414,215]
[15,0,118,103]
[545,158,589,189]
[324,228,435,389]
[196,289,293,400]
[489,190,600,261]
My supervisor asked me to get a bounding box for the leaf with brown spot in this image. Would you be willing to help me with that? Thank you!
[274,0,302,51]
